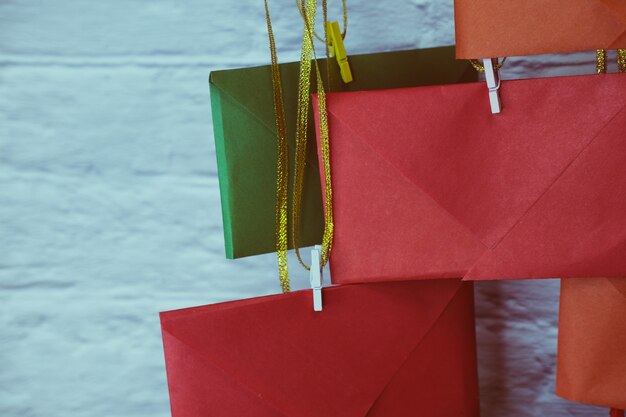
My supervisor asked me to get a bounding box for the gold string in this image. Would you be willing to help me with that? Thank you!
[469,57,507,72]
[316,67,335,269]
[296,0,347,42]
[596,49,607,74]
[264,0,290,293]
[596,49,626,74]
[291,0,316,271]
[265,0,335,290]
[618,49,626,73]
[305,3,335,269]
[322,0,331,87]
[292,0,334,271]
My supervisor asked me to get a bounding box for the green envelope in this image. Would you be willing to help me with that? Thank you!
[210,46,477,259]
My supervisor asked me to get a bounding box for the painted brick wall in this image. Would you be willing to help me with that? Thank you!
[0,1,609,416]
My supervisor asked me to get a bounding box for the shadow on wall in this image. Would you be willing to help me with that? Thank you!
[475,279,605,417]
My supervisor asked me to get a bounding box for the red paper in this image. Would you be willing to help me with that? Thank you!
[314,73,626,283]
[160,280,480,417]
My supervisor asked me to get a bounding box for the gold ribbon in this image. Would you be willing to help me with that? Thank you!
[469,57,507,72]
[292,0,335,271]
[264,0,290,293]
[472,49,626,74]
[265,0,335,291]
[296,0,347,42]
[597,49,626,73]
[619,50,626,73]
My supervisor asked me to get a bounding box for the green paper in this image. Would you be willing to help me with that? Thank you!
[210,46,477,259]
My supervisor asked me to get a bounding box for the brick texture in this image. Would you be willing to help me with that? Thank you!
[0,1,610,416]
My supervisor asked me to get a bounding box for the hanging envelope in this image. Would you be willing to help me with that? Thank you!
[314,73,626,284]
[160,280,480,417]
[210,46,477,259]
[556,277,626,410]
[454,0,626,58]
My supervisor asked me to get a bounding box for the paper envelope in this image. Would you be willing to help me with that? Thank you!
[209,46,477,259]
[454,0,626,58]
[315,73,626,283]
[160,280,480,417]
[557,277,626,410]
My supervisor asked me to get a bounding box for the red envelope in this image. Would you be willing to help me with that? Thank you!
[315,73,626,284]
[160,280,480,417]
[454,0,626,58]
[557,277,626,410]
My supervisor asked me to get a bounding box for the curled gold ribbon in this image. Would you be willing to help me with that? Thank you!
[265,0,335,291]
[296,0,347,42]
[264,0,290,293]
[292,0,334,271]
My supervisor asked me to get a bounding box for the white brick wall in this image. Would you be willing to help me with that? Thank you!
[0,1,609,416]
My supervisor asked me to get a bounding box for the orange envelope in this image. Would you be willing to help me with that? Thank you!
[557,277,626,410]
[454,0,626,58]
[160,280,480,417]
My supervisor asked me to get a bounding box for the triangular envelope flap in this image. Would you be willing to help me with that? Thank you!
[466,103,626,280]
[608,277,626,298]
[323,103,486,283]
[210,64,327,257]
[160,280,463,417]
[327,74,626,250]
[366,282,480,417]
[161,330,285,417]
[210,64,292,135]
[209,57,335,137]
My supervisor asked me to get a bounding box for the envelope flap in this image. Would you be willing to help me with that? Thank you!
[326,74,626,251]
[465,92,626,280]
[319,98,487,283]
[608,277,626,298]
[209,46,477,260]
[210,65,287,135]
[160,280,463,417]
[161,330,287,417]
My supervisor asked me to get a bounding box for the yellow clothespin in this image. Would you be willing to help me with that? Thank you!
[326,21,352,83]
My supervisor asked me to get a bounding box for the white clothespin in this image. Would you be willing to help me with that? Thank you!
[310,245,323,312]
[482,58,501,114]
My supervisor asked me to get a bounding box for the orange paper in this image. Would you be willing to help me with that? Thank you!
[557,277,626,409]
[454,0,626,58]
